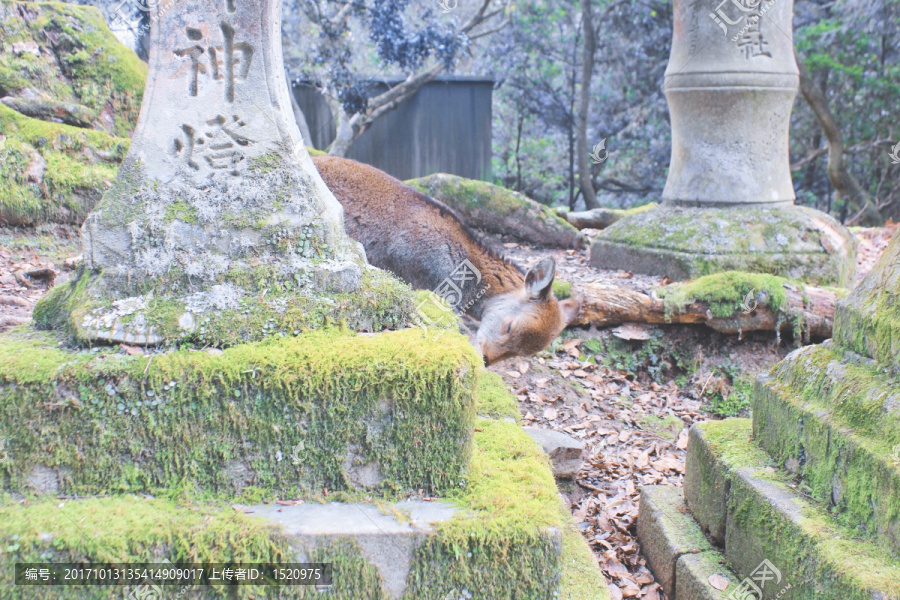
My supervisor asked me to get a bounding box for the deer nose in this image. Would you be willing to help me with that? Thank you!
[483,355,490,367]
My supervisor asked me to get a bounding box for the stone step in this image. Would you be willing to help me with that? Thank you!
[684,419,900,600]
[752,341,900,554]
[637,485,741,600]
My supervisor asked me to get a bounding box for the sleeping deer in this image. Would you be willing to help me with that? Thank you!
[313,155,580,366]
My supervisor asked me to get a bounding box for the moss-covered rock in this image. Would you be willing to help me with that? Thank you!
[591,205,857,286]
[0,103,129,225]
[0,326,480,498]
[0,0,146,226]
[406,173,587,249]
[0,358,610,599]
[0,1,146,136]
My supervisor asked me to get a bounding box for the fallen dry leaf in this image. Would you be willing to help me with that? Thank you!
[708,573,730,590]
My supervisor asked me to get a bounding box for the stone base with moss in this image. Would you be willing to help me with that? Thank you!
[0,328,609,599]
[590,205,857,287]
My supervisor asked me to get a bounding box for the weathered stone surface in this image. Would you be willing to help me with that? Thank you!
[676,551,740,600]
[691,419,900,599]
[833,228,900,369]
[684,424,728,547]
[252,500,457,600]
[406,173,587,249]
[663,0,798,207]
[591,205,857,286]
[752,342,900,555]
[44,0,413,346]
[636,485,712,599]
[525,427,585,479]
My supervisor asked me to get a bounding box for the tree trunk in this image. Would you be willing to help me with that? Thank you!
[571,281,839,339]
[576,0,599,209]
[794,48,882,226]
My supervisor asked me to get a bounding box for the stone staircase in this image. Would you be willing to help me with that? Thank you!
[637,230,900,600]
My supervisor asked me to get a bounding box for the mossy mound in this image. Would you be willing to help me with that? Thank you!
[406,173,586,249]
[0,326,480,499]
[0,0,146,226]
[656,271,792,318]
[0,103,129,225]
[0,1,146,137]
[0,361,610,599]
[591,205,857,286]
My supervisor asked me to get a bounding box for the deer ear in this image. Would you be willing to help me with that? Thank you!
[524,257,556,300]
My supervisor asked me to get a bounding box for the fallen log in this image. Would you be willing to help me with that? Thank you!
[570,274,841,339]
[565,202,658,230]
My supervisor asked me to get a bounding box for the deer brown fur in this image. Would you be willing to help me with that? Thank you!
[313,155,580,365]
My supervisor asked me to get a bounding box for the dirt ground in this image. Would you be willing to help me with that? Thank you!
[0,220,895,599]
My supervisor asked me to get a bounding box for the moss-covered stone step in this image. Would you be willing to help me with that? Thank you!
[590,205,856,286]
[752,341,900,554]
[831,226,900,371]
[636,485,740,599]
[0,326,480,499]
[684,419,900,600]
[0,379,610,599]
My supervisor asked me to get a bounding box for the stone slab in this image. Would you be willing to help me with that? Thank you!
[752,342,900,554]
[590,205,856,286]
[684,424,730,547]
[251,500,456,599]
[636,485,712,599]
[676,551,741,600]
[525,427,585,479]
[690,419,900,599]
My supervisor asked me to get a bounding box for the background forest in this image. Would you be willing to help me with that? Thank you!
[87,0,900,223]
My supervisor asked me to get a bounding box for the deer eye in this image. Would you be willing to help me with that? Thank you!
[504,321,513,334]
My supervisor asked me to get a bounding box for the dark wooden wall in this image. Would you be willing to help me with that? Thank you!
[292,77,493,182]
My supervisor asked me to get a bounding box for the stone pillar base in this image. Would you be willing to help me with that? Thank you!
[590,205,857,287]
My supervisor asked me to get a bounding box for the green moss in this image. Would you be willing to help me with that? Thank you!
[657,271,791,318]
[306,146,326,156]
[753,343,900,552]
[474,371,520,422]
[596,205,857,287]
[0,353,608,599]
[0,1,146,137]
[553,280,572,300]
[0,326,480,498]
[697,420,900,599]
[0,103,129,225]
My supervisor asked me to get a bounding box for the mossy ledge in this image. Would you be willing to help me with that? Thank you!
[753,341,900,554]
[0,363,610,599]
[0,326,480,499]
[591,205,857,286]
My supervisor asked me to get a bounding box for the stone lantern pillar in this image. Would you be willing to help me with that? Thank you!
[590,0,857,286]
[37,0,413,346]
